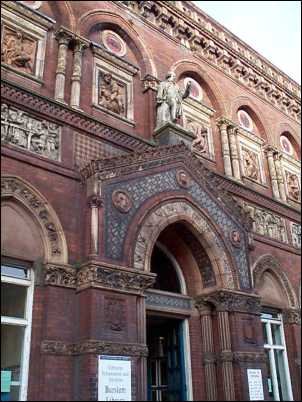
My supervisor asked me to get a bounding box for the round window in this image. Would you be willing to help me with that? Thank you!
[238,109,254,132]
[280,135,293,156]
[102,30,127,57]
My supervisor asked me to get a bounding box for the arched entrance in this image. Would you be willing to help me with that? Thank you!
[145,221,218,401]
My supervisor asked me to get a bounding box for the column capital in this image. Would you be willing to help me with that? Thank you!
[194,298,212,315]
[282,308,301,325]
[55,28,73,45]
[197,290,261,313]
[87,195,103,208]
[72,37,89,53]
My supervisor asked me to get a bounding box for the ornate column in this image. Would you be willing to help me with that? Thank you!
[217,118,233,178]
[70,39,87,109]
[87,195,102,256]
[265,145,281,200]
[228,126,241,181]
[274,151,287,202]
[54,29,71,103]
[195,300,218,401]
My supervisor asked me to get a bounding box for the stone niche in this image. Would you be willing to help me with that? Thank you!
[1,103,61,161]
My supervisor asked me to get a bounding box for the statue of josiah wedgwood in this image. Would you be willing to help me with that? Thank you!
[156,71,191,127]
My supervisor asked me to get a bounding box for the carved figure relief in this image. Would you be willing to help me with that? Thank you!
[285,171,300,202]
[242,147,260,181]
[1,103,60,160]
[112,190,132,213]
[291,223,301,249]
[229,230,242,248]
[1,27,37,74]
[176,170,193,189]
[98,71,126,116]
[243,202,288,244]
[104,297,126,332]
[186,120,209,156]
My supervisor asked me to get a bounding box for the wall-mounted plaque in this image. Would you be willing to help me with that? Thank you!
[247,369,264,401]
[98,356,131,401]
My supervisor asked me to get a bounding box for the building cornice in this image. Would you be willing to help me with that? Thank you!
[115,1,300,123]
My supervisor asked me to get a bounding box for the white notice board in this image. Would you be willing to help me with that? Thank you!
[247,369,264,401]
[98,356,132,401]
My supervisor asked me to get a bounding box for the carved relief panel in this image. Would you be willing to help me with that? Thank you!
[98,71,127,117]
[290,223,301,249]
[242,202,288,244]
[285,171,301,202]
[92,54,136,123]
[183,98,215,160]
[1,5,49,81]
[237,133,266,185]
[104,297,126,332]
[1,103,60,161]
[1,26,38,75]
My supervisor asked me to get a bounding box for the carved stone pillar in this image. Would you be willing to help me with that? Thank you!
[195,300,218,401]
[274,152,287,202]
[265,146,281,200]
[70,39,87,109]
[217,119,233,178]
[88,196,102,256]
[217,309,235,401]
[228,126,241,181]
[54,30,71,103]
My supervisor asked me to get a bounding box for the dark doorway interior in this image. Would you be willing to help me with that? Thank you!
[147,316,186,401]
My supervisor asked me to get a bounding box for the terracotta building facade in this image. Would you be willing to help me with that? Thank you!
[1,1,301,401]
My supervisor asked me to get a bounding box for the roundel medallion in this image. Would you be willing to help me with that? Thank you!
[102,30,127,57]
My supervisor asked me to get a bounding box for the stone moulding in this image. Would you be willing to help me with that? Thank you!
[201,351,267,364]
[116,1,300,122]
[41,340,149,357]
[43,262,156,293]
[76,262,156,293]
[1,80,153,153]
[196,289,261,314]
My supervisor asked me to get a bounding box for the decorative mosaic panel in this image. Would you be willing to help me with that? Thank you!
[74,133,126,169]
[103,168,250,288]
[1,103,60,161]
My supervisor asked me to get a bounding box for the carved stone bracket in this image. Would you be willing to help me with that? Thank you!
[41,340,148,357]
[197,290,261,314]
[44,264,77,288]
[77,262,156,294]
[233,351,267,364]
[282,309,301,325]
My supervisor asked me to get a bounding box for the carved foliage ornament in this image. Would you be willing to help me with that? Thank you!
[1,103,60,161]
[41,340,148,357]
[198,291,262,313]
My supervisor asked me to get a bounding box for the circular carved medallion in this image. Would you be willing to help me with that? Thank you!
[184,77,203,101]
[176,170,193,189]
[112,190,132,213]
[238,109,253,132]
[230,230,242,248]
[102,30,127,57]
[280,135,293,156]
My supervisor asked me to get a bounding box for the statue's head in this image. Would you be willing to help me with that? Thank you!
[166,71,176,82]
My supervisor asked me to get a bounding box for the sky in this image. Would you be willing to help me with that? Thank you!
[192,1,301,84]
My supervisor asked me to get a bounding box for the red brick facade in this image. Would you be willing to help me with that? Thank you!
[1,1,300,401]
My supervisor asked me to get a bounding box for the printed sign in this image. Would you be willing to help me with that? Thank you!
[98,356,131,401]
[247,369,264,401]
[1,371,12,393]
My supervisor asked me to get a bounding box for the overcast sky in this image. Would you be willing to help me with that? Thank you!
[192,1,301,84]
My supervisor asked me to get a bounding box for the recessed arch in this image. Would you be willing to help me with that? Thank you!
[230,96,272,142]
[132,200,239,291]
[253,254,298,309]
[1,175,68,264]
[170,59,227,116]
[77,10,156,77]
